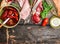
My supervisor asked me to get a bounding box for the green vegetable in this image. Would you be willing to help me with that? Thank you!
[41,0,52,19]
[42,0,49,9]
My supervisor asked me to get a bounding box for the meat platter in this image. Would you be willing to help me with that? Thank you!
[0,0,59,29]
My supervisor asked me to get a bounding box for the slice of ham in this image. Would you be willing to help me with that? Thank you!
[53,0,60,16]
[19,0,31,20]
[17,0,25,8]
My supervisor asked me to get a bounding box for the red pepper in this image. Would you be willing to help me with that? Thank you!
[8,10,13,15]
[2,10,8,18]
[7,15,14,18]
[32,13,40,24]
[1,10,8,20]
[14,11,18,17]
[7,8,18,21]
[15,16,18,21]
[42,18,48,26]
[7,15,18,21]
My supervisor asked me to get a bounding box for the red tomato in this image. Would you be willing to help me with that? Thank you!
[42,18,48,26]
[32,13,40,24]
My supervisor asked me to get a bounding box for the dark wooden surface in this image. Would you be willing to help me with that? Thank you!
[0,25,60,44]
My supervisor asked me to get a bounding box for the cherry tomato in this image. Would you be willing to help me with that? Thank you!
[42,18,48,26]
[32,13,40,24]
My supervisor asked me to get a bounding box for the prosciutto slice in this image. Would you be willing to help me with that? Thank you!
[17,0,25,8]
[18,0,31,20]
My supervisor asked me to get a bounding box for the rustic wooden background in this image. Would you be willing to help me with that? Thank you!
[0,24,60,44]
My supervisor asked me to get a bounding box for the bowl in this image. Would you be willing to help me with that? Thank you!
[1,6,20,28]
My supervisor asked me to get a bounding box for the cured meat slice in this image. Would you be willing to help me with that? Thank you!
[17,0,25,8]
[20,0,31,20]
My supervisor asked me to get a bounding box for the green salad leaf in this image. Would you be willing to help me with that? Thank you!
[41,0,52,19]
